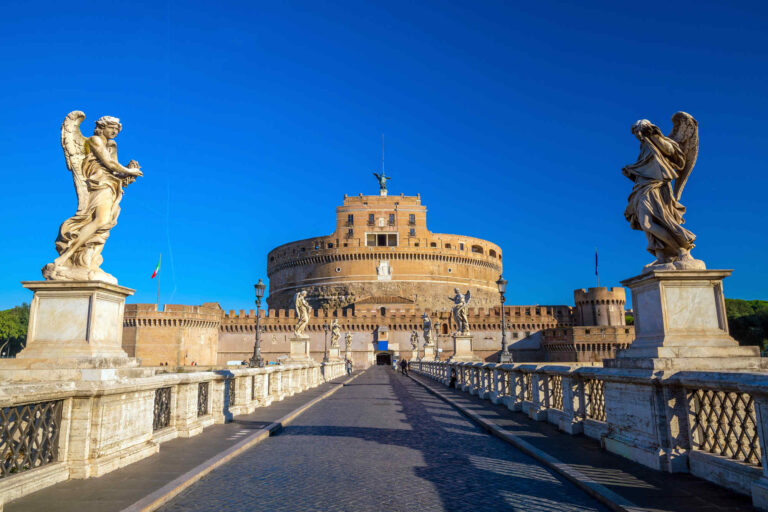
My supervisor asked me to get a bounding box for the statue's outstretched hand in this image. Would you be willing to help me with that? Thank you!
[127,160,143,177]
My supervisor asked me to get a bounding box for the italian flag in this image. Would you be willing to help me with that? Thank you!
[151,255,161,279]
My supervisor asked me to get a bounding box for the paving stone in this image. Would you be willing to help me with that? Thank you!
[159,367,610,512]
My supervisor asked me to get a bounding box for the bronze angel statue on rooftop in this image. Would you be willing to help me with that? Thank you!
[42,111,143,284]
[623,111,705,273]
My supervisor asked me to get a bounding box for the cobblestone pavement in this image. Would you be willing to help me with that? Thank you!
[160,366,610,512]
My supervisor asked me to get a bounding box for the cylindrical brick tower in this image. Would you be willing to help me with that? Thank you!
[267,193,503,312]
[573,287,626,327]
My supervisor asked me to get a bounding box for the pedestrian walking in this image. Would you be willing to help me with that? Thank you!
[449,367,457,388]
[400,358,408,376]
[345,358,353,375]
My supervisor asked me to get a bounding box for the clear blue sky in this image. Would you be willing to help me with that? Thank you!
[1,1,766,311]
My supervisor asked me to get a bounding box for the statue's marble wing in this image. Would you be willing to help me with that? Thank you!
[465,290,471,303]
[61,111,88,215]
[669,111,699,201]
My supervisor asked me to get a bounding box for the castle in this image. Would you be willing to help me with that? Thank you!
[122,191,632,367]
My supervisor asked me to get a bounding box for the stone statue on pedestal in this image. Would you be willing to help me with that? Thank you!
[421,313,433,346]
[450,289,471,335]
[42,111,143,284]
[330,319,341,348]
[345,332,352,353]
[410,330,419,350]
[294,291,311,337]
[623,111,705,273]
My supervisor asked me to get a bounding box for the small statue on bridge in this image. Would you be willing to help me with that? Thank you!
[330,319,341,348]
[421,313,434,346]
[294,291,311,337]
[410,330,419,350]
[450,289,471,335]
[345,332,353,353]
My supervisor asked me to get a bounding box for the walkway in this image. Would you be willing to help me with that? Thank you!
[159,366,610,512]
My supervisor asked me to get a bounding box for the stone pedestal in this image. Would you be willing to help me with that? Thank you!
[605,270,760,370]
[422,344,435,360]
[0,281,149,382]
[602,269,762,473]
[408,349,419,361]
[328,346,341,361]
[448,334,480,362]
[285,336,313,363]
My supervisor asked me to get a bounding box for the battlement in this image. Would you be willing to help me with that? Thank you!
[574,287,626,304]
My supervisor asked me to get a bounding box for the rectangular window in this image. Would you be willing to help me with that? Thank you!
[409,228,416,236]
[460,243,464,250]
[387,234,397,246]
[368,214,374,225]
[388,214,395,225]
[367,234,376,246]
[408,214,415,225]
[347,228,353,237]
[347,214,354,225]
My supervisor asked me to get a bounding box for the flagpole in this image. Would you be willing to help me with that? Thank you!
[156,253,161,311]
[595,247,600,288]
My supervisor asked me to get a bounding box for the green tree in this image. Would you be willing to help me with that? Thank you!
[725,299,768,349]
[0,303,30,357]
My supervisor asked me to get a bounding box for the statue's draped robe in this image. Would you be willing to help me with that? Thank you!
[453,298,469,334]
[55,140,124,268]
[623,137,695,257]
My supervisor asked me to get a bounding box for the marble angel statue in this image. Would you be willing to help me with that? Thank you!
[450,289,471,335]
[42,111,143,284]
[421,313,433,346]
[410,330,419,350]
[623,112,704,272]
[330,319,341,348]
[294,291,311,337]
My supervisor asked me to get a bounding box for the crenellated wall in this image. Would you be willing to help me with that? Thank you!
[123,303,222,366]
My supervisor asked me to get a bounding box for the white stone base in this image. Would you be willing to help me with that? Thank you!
[328,346,341,361]
[422,345,435,360]
[448,334,480,362]
[285,336,313,363]
[0,280,145,382]
[606,269,761,370]
[19,280,135,360]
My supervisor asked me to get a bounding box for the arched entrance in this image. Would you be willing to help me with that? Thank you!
[376,352,392,365]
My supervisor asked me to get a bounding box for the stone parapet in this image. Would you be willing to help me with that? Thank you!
[412,360,768,510]
[0,361,322,507]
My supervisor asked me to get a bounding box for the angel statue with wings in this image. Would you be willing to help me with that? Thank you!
[372,171,391,194]
[42,111,143,284]
[421,313,434,346]
[450,289,471,335]
[294,291,311,337]
[623,111,705,273]
[330,319,341,348]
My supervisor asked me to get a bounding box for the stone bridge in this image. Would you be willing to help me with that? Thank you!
[0,362,762,511]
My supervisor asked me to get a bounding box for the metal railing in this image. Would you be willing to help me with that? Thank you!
[688,388,760,466]
[153,387,172,431]
[1,400,63,478]
[197,382,209,417]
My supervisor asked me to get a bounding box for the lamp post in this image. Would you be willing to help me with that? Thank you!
[323,322,329,363]
[249,279,266,368]
[433,320,441,361]
[497,274,512,363]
